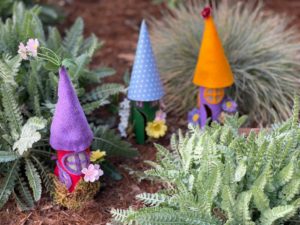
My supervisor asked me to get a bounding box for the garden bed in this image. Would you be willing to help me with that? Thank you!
[1,0,300,224]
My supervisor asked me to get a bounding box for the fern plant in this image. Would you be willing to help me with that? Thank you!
[0,2,132,145]
[0,55,51,211]
[150,0,300,126]
[112,99,300,224]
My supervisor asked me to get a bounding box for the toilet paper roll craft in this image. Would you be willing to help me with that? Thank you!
[188,6,237,127]
[18,38,103,208]
[128,20,166,144]
[50,67,97,192]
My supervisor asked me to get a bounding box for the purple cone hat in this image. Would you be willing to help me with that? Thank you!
[50,67,93,152]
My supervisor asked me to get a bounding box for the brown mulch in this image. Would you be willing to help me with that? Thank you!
[1,0,300,225]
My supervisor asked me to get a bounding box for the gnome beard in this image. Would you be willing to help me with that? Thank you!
[50,67,94,192]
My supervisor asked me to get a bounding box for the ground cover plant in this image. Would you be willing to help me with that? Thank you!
[151,0,300,126]
[0,2,137,210]
[0,0,64,24]
[112,98,300,224]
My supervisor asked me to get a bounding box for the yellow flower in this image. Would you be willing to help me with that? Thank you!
[90,150,106,162]
[146,121,168,139]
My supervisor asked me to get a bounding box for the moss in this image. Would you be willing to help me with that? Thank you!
[51,175,100,209]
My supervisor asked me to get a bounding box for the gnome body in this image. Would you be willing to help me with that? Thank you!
[128,20,164,144]
[50,67,93,192]
[191,7,236,127]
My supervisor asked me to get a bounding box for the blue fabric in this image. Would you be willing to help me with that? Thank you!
[128,20,164,102]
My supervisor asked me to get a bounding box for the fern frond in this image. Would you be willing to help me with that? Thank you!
[80,34,100,57]
[236,191,252,224]
[25,158,42,201]
[82,83,124,103]
[92,125,138,158]
[260,205,295,225]
[15,174,34,210]
[83,99,109,115]
[13,117,47,156]
[252,187,270,213]
[279,178,300,203]
[0,151,19,162]
[1,83,23,135]
[274,161,294,188]
[137,193,170,207]
[0,160,18,208]
[0,55,21,85]
[63,17,83,57]
[31,155,52,193]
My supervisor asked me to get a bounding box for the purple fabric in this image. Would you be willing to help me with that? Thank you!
[50,67,93,152]
[198,87,223,127]
[62,151,89,175]
[57,161,72,189]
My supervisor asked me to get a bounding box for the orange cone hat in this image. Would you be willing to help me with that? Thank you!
[193,7,234,88]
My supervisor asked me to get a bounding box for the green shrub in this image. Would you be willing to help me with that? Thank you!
[111,98,300,224]
[0,3,137,210]
[151,0,300,126]
[0,0,64,24]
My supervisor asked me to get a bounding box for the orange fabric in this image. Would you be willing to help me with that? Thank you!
[203,88,224,104]
[193,16,234,88]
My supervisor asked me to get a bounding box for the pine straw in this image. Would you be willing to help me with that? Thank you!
[150,0,300,126]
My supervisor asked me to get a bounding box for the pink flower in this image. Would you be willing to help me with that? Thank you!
[18,42,28,60]
[81,164,103,182]
[26,38,39,57]
[155,110,166,122]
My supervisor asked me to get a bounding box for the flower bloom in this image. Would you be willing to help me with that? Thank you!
[188,108,201,125]
[155,110,166,122]
[118,98,130,137]
[146,120,167,139]
[81,164,103,182]
[90,150,106,162]
[26,38,39,57]
[18,42,28,60]
[222,99,237,113]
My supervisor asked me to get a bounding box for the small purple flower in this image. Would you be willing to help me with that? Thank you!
[26,38,39,57]
[81,164,103,182]
[18,43,28,60]
[222,99,237,113]
[155,110,166,122]
[188,108,201,125]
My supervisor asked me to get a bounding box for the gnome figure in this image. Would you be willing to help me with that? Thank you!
[128,20,164,144]
[189,7,237,127]
[50,67,93,192]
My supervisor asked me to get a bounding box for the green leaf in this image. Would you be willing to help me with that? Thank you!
[92,125,138,158]
[63,17,83,57]
[260,205,295,225]
[0,160,18,209]
[25,159,42,201]
[101,161,122,181]
[13,117,47,156]
[252,187,270,212]
[61,58,76,70]
[0,151,19,162]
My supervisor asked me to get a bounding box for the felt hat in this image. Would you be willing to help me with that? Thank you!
[50,67,93,152]
[193,7,234,88]
[128,20,164,102]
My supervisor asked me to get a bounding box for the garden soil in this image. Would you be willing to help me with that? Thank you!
[1,0,300,224]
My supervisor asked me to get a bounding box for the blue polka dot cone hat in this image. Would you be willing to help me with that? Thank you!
[128,20,164,102]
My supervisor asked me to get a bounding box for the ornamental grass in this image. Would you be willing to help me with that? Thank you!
[151,0,300,126]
